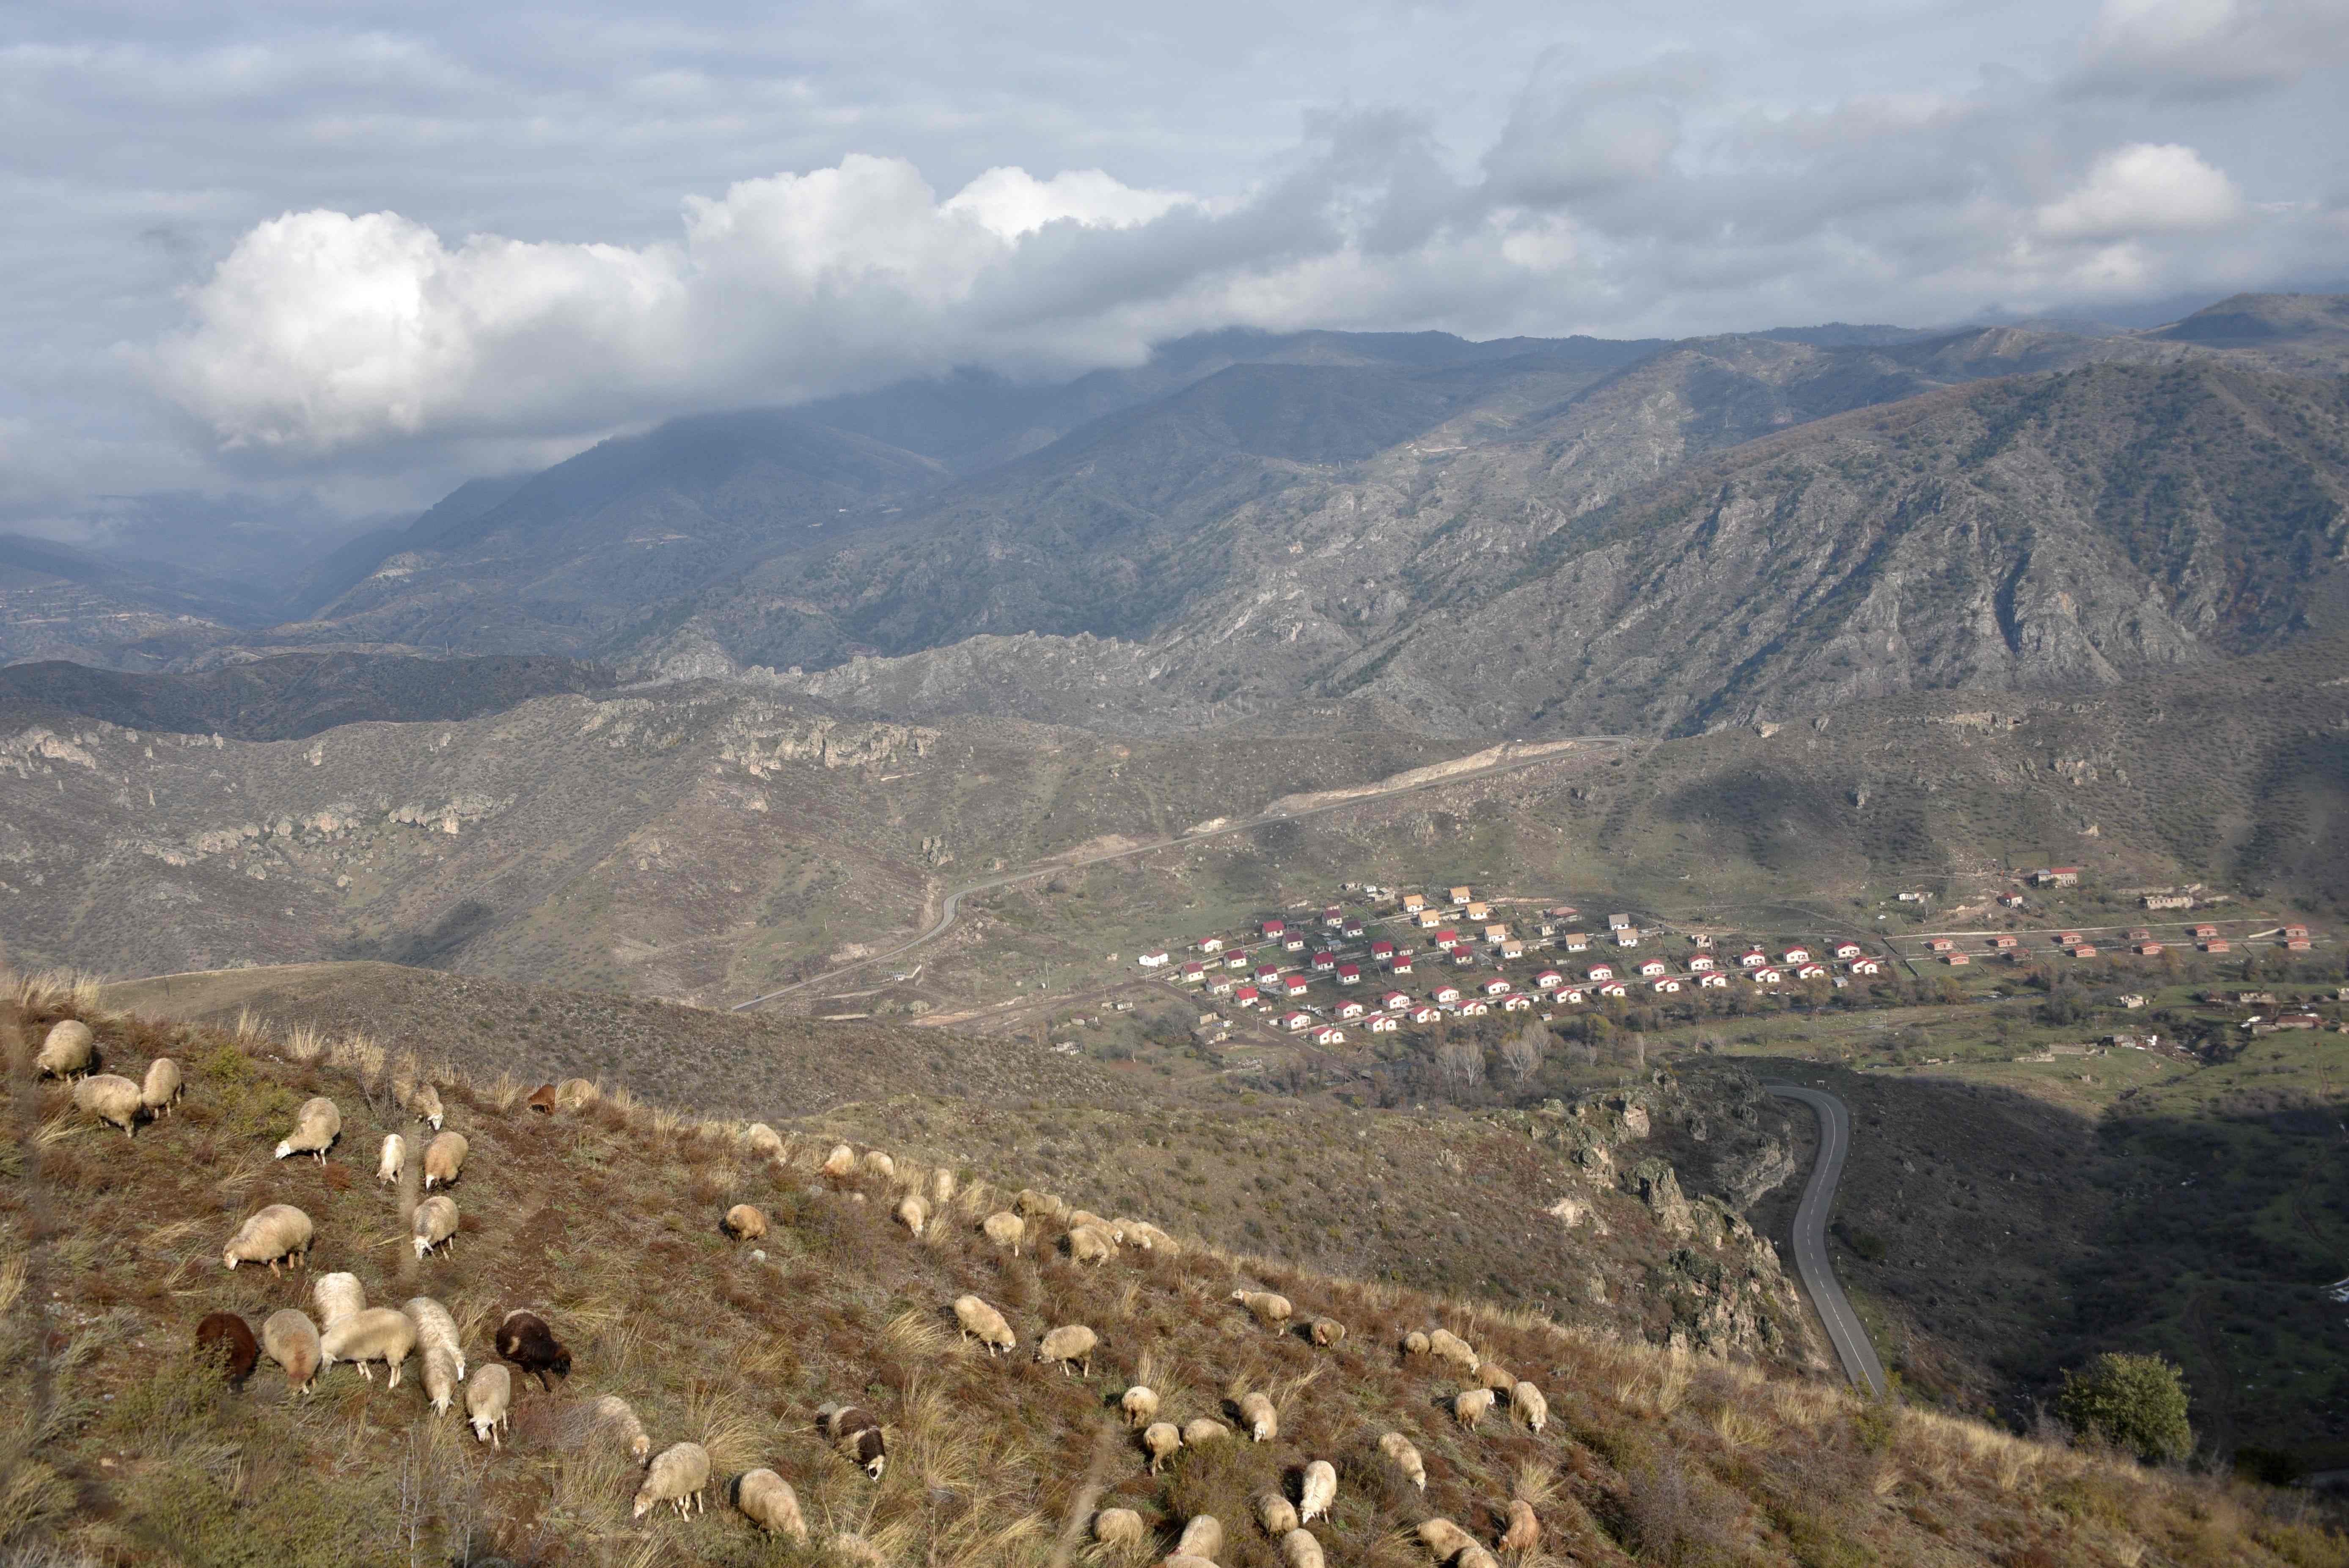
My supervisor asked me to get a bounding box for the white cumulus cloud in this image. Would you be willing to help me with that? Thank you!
[2036,143,2245,239]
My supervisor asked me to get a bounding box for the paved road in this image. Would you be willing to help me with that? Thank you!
[1764,1083,1890,1397]
[730,735,1635,1012]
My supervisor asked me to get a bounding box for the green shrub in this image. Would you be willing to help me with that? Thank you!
[2058,1352,2192,1463]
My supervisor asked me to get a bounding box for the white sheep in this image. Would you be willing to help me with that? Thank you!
[895,1194,929,1237]
[1456,1548,1499,1568]
[377,1133,407,1185]
[1067,1207,1108,1233]
[929,1167,955,1205]
[981,1210,1026,1254]
[1280,1528,1326,1568]
[466,1363,512,1447]
[1121,1385,1159,1429]
[140,1056,183,1118]
[1297,1459,1336,1525]
[1092,1507,1145,1555]
[321,1307,416,1387]
[1378,1431,1426,1491]
[1035,1324,1097,1377]
[1454,1388,1494,1428]
[422,1131,468,1189]
[223,1205,313,1274]
[313,1271,365,1328]
[274,1096,341,1162]
[1403,1330,1431,1357]
[35,1020,94,1080]
[1013,1187,1069,1224]
[1499,1498,1540,1556]
[1067,1224,1117,1265]
[742,1123,785,1159]
[1182,1418,1231,1446]
[1116,1218,1176,1253]
[72,1075,143,1136]
[1175,1516,1223,1560]
[554,1078,597,1111]
[1142,1421,1183,1472]
[1477,1362,1516,1395]
[403,1295,467,1390]
[1240,1390,1278,1442]
[588,1393,651,1461]
[1309,1317,1348,1348]
[861,1148,894,1180]
[1232,1290,1292,1328]
[261,1309,321,1395]
[1511,1380,1549,1433]
[410,1082,444,1131]
[1418,1518,1479,1564]
[1257,1492,1299,1535]
[954,1294,1016,1355]
[412,1194,459,1260]
[1427,1329,1479,1374]
[821,1143,857,1178]
[723,1204,768,1242]
[735,1469,807,1540]
[633,1441,712,1519]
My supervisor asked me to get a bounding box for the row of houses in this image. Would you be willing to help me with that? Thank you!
[1914,922,2314,964]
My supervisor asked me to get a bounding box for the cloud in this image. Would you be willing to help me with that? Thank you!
[2036,143,2245,239]
[2078,0,2349,93]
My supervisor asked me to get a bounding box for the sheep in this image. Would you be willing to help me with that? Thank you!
[1417,1518,1480,1564]
[1161,1559,1216,1568]
[72,1074,143,1136]
[821,1143,857,1178]
[1067,1207,1108,1233]
[734,1469,807,1541]
[496,1309,571,1390]
[1121,1385,1160,1429]
[894,1194,929,1237]
[412,1194,460,1260]
[1035,1324,1097,1377]
[1257,1493,1299,1535]
[195,1312,259,1389]
[818,1402,887,1479]
[1297,1460,1337,1525]
[313,1271,365,1329]
[633,1441,712,1519]
[1280,1528,1326,1568]
[1309,1316,1348,1348]
[1379,1431,1427,1491]
[742,1122,784,1159]
[1231,1290,1292,1329]
[422,1131,469,1189]
[1403,1330,1431,1358]
[861,1148,894,1180]
[553,1078,597,1111]
[403,1296,467,1412]
[1013,1187,1069,1224]
[929,1167,955,1205]
[1067,1224,1117,1265]
[588,1393,651,1461]
[1115,1218,1175,1253]
[1454,1388,1494,1429]
[954,1295,1016,1356]
[410,1082,444,1131]
[466,1364,513,1447]
[321,1307,417,1387]
[1477,1362,1516,1395]
[1182,1418,1231,1446]
[1175,1516,1223,1560]
[1499,1499,1539,1556]
[1510,1380,1548,1433]
[1142,1421,1183,1472]
[525,1083,557,1114]
[1092,1507,1145,1555]
[377,1133,407,1185]
[35,1019,94,1079]
[722,1204,769,1242]
[273,1096,341,1162]
[223,1204,314,1275]
[1456,1549,1500,1568]
[828,1535,886,1567]
[1239,1391,1278,1443]
[981,1210,1026,1254]
[140,1056,183,1118]
[1427,1329,1480,1374]
[262,1309,321,1395]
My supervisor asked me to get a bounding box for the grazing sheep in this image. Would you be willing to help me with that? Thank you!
[633,1441,712,1519]
[829,1535,886,1567]
[1418,1518,1479,1564]
[466,1363,512,1447]
[1240,1391,1278,1443]
[734,1469,808,1541]
[981,1210,1026,1254]
[821,1143,857,1178]
[930,1167,955,1205]
[1142,1421,1183,1472]
[588,1393,651,1461]
[410,1082,444,1131]
[525,1083,558,1114]
[1477,1362,1516,1395]
[1455,1549,1500,1568]
[1403,1330,1431,1357]
[418,1338,461,1415]
[1092,1507,1145,1554]
[894,1194,928,1237]
[1035,1324,1097,1377]
[1499,1498,1539,1556]
[742,1122,785,1159]
[1182,1418,1231,1446]
[1257,1493,1299,1535]
[140,1056,183,1118]
[1067,1224,1117,1265]
[422,1131,469,1189]
[954,1295,1016,1356]
[72,1074,143,1136]
[722,1204,768,1242]
[261,1309,321,1395]
[861,1149,894,1180]
[554,1078,597,1111]
[1231,1290,1292,1329]
[1454,1388,1494,1428]
[495,1309,571,1390]
[1115,1218,1175,1253]
[1067,1207,1108,1233]
[1121,1385,1160,1429]
[1427,1329,1480,1374]
[1176,1516,1223,1560]
[412,1194,460,1260]
[1280,1528,1326,1568]
[195,1312,259,1389]
[273,1096,341,1162]
[1378,1431,1427,1491]
[1297,1460,1337,1525]
[313,1271,365,1329]
[818,1402,887,1480]
[222,1204,313,1275]
[1309,1316,1348,1348]
[321,1307,417,1387]
[403,1296,467,1409]
[377,1133,407,1185]
[1511,1381,1548,1433]
[35,1019,94,1080]
[1013,1187,1069,1224]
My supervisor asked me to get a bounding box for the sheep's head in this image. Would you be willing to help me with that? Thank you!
[413,1236,432,1260]
[272,1141,294,1160]
[223,1249,240,1269]
[632,1435,652,1463]
[864,1455,886,1481]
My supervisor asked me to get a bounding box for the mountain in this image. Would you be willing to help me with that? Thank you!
[0,532,268,669]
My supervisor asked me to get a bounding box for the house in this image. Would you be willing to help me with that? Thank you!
[1483,922,1511,943]
[1368,1013,1399,1034]
[1897,891,1930,902]
[1434,983,1463,1004]
[1651,978,1682,994]
[1208,976,1234,996]
[1998,893,2025,908]
[1198,935,1225,954]
[2192,924,2220,940]
[1598,981,1629,998]
[2142,893,2194,911]
[1139,950,1170,968]
[1234,985,1260,1007]
[1312,951,1336,972]
[1483,977,1513,997]
[2119,994,2148,1009]
[1848,959,1881,976]
[1537,922,1556,938]
[1615,929,1642,947]
[1639,957,1668,977]
[1751,968,1782,985]
[1391,954,1415,976]
[1180,962,1205,983]
[1452,948,1477,967]
[2127,929,2152,943]
[2287,936,2314,952]
[1381,990,1412,1011]
[1990,935,2019,951]
[1465,902,1493,922]
[1499,939,1526,960]
[1927,938,1956,953]
[1337,963,1362,985]
[1226,952,1250,969]
[1559,988,1587,1004]
[1796,963,1828,979]
[1400,892,1427,913]
[1739,949,1769,968]
[1337,999,1367,1021]
[1417,909,1443,929]
[1562,932,1591,951]
[1283,934,1308,953]
[1458,999,1489,1016]
[1284,975,1311,998]
[1689,954,1718,971]
[1699,972,1730,988]
[1256,963,1281,984]
[2285,923,2311,940]
[2070,944,2098,957]
[2058,931,2085,947]
[1282,1011,1312,1032]
[1342,919,1365,938]
[1322,905,1345,928]
[1692,933,1715,948]
[2135,941,2164,957]
[1535,969,1565,990]
[1782,946,1811,964]
[1608,912,1635,930]
[1944,952,1971,966]
[1833,942,1863,960]
[1449,886,1474,906]
[1587,963,1616,981]
[1261,919,1286,938]
[1370,938,1396,960]
[1501,993,1533,1011]
[2034,867,2082,887]
[1433,928,1460,949]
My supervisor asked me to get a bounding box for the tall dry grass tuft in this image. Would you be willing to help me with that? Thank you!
[283,1024,326,1065]
[684,1383,761,1469]
[486,1071,526,1114]
[11,968,105,1017]
[881,1307,962,1365]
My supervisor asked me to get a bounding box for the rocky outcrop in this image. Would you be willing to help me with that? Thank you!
[1629,1158,1695,1238]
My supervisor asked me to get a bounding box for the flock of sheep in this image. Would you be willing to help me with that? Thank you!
[45,1016,1557,1565]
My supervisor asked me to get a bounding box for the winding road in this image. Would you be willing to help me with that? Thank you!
[1765,1083,1890,1397]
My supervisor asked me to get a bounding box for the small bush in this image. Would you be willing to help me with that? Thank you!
[2057,1353,2192,1464]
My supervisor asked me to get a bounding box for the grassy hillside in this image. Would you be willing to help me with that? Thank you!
[8,978,2342,1568]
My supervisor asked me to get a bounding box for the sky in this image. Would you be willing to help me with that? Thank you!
[4,0,2346,543]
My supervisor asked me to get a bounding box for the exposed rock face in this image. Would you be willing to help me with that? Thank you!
[1630,1158,1696,1238]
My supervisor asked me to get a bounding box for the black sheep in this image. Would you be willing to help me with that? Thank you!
[819,1401,887,1479]
[495,1308,572,1391]
[195,1311,259,1389]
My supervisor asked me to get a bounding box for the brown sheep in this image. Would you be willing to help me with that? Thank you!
[722,1204,769,1242]
[195,1312,258,1389]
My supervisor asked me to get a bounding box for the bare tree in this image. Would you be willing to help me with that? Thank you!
[1499,1023,1546,1087]
[1435,1037,1486,1100]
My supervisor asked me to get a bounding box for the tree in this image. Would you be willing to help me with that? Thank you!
[1499,1023,1546,1087]
[2059,1353,2192,1463]
[1435,1037,1486,1099]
